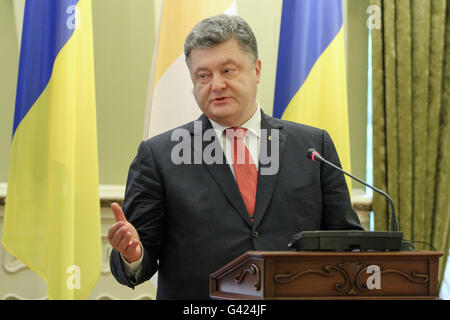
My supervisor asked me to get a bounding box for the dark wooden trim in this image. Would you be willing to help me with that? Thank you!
[210,251,443,300]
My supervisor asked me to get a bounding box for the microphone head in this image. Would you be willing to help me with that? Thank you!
[307,148,318,161]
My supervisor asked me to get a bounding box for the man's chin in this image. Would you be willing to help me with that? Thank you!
[207,112,236,126]
[205,106,232,119]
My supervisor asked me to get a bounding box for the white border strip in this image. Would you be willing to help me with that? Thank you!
[0,183,125,200]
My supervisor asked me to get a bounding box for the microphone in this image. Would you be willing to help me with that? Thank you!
[288,148,408,251]
[307,148,399,232]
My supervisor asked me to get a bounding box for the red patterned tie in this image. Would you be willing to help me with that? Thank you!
[225,128,258,220]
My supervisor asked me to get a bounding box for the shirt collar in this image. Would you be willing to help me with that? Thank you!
[209,104,261,138]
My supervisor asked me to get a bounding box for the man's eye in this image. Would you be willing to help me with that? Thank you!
[224,68,237,75]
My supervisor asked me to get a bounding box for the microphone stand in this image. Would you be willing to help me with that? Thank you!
[310,150,399,232]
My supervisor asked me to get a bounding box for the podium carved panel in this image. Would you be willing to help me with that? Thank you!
[210,251,442,300]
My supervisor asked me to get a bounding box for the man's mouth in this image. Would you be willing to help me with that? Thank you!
[211,96,231,103]
[213,96,228,101]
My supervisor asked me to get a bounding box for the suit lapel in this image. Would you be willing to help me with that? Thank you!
[188,115,252,227]
[252,111,287,229]
[187,112,287,228]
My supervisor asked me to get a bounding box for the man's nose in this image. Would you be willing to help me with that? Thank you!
[211,73,226,91]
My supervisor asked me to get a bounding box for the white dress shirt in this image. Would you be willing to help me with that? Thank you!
[209,104,261,176]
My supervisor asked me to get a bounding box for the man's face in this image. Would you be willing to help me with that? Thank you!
[188,39,261,127]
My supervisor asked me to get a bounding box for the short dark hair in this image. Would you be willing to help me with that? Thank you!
[184,14,258,67]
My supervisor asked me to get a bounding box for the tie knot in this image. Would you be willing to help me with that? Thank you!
[225,127,247,140]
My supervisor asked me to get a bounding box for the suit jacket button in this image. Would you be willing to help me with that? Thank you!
[252,231,260,238]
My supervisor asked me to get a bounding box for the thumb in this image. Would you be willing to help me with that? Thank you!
[111,202,127,222]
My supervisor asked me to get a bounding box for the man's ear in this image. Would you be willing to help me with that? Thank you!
[255,59,262,84]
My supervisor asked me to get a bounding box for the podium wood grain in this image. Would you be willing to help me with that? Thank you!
[210,251,443,300]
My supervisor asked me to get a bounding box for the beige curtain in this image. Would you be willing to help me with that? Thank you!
[371,0,450,286]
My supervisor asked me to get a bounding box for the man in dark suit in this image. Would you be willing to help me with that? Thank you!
[108,14,363,299]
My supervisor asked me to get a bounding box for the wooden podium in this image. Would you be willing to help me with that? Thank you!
[210,250,443,300]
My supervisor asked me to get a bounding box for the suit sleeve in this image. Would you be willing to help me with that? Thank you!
[320,130,364,230]
[109,140,165,288]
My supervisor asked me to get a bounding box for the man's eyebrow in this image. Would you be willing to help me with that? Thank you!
[194,67,210,74]
[220,59,239,66]
[194,59,239,74]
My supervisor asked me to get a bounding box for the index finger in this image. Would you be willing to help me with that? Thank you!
[111,202,127,222]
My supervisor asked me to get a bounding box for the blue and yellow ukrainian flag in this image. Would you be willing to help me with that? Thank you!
[273,0,352,187]
[2,0,101,299]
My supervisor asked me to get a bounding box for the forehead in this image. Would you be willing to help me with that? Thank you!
[189,39,252,70]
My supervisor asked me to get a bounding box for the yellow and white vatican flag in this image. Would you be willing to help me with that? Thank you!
[144,0,237,139]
